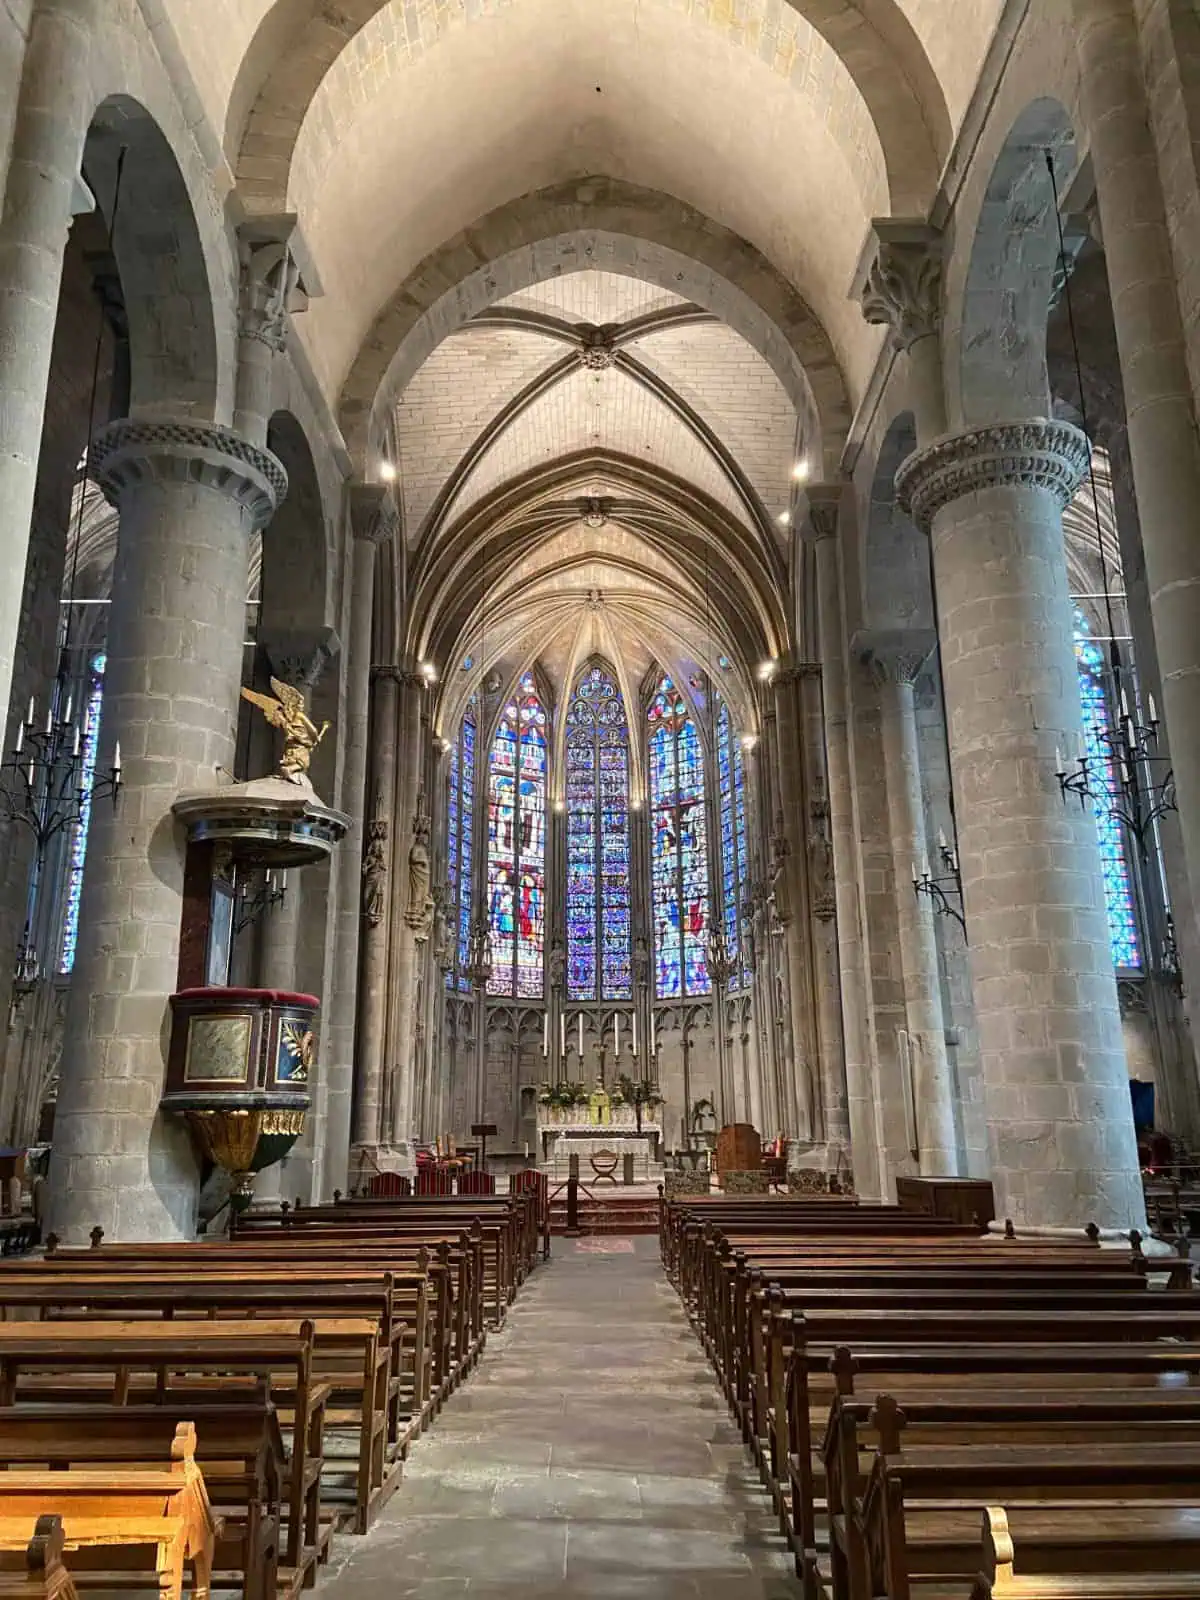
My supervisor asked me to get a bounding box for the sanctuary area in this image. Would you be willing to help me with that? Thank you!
[1,0,1200,1593]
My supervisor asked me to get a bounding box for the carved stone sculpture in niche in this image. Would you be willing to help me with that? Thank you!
[548,938,566,989]
[769,824,793,926]
[808,798,835,921]
[405,805,435,940]
[362,817,388,927]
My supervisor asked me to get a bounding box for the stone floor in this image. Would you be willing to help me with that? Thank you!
[321,1236,802,1599]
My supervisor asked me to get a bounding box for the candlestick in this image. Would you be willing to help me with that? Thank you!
[614,1014,620,1057]
[650,1012,656,1055]
[542,1011,549,1057]
[632,1009,638,1057]
[14,721,22,755]
[1149,691,1158,725]
[559,1013,565,1054]
[25,697,33,728]
[577,1014,583,1059]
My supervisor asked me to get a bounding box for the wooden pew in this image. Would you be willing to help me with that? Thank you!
[860,1435,1200,1600]
[0,1419,216,1600]
[0,1517,77,1600]
[970,1505,1200,1600]
[0,1405,281,1600]
[825,1390,1200,1600]
[0,1321,328,1588]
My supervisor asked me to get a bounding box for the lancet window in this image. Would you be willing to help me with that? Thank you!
[1073,613,1142,971]
[648,675,710,999]
[715,698,750,992]
[444,698,477,992]
[565,662,632,1001]
[58,652,106,975]
[486,672,548,997]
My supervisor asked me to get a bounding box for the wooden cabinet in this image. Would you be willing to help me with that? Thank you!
[895,1175,995,1228]
[716,1124,761,1186]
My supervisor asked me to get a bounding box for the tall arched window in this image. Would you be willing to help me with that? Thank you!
[445,699,477,992]
[58,651,106,975]
[566,662,632,1001]
[716,698,750,992]
[1074,612,1142,971]
[648,675,710,999]
[487,671,548,997]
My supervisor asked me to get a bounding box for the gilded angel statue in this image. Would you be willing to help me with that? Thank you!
[240,677,330,784]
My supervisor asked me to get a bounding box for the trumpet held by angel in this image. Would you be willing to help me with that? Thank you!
[240,677,330,784]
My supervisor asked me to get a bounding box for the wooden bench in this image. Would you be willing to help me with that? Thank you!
[0,1517,77,1600]
[0,1404,281,1600]
[970,1505,1200,1600]
[0,1320,328,1588]
[0,1419,216,1600]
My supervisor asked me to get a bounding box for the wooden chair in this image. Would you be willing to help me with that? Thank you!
[589,1151,619,1186]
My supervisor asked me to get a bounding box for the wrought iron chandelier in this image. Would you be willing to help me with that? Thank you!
[2,151,127,998]
[912,829,965,933]
[1043,148,1177,855]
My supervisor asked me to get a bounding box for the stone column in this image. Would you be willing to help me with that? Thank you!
[858,631,958,1175]
[859,221,947,445]
[325,487,394,1192]
[804,488,880,1196]
[353,669,398,1154]
[897,420,1145,1229]
[232,222,307,447]
[1073,0,1200,972]
[383,674,428,1152]
[48,419,286,1241]
[0,0,96,735]
[772,666,825,1144]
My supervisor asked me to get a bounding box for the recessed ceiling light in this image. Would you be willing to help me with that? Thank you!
[792,459,810,483]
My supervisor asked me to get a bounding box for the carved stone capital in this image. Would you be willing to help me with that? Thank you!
[855,628,938,687]
[895,418,1091,534]
[349,482,399,545]
[262,626,341,691]
[90,418,287,532]
[856,220,944,350]
[800,484,844,544]
[371,664,427,691]
[237,216,309,353]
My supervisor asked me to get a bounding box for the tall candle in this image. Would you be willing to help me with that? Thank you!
[577,1014,584,1058]
[614,1014,620,1057]
[632,1009,638,1057]
[651,1012,657,1055]
[560,1013,565,1054]
[542,1011,549,1057]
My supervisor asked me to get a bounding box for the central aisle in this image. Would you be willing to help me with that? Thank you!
[324,1236,801,1599]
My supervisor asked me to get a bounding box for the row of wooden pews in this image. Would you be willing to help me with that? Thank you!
[662,1191,1200,1600]
[0,1187,539,1599]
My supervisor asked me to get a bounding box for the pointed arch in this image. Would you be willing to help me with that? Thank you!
[486,671,548,997]
[565,660,633,1003]
[648,674,710,1000]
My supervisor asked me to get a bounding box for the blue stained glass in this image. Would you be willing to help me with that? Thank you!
[58,654,105,974]
[487,673,547,997]
[1074,614,1142,971]
[717,702,741,992]
[566,663,631,1001]
[649,676,710,999]
[446,702,476,991]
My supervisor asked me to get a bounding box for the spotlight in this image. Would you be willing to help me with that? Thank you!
[420,661,437,683]
[757,659,777,683]
[740,733,758,752]
[777,510,791,527]
[792,459,810,483]
[379,460,397,483]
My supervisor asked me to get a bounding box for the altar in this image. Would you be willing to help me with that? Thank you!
[538,1105,664,1181]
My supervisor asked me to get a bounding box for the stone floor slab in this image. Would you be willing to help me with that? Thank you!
[321,1236,802,1599]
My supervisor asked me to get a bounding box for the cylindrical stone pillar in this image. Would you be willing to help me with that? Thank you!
[1073,0,1200,968]
[0,0,95,734]
[353,669,398,1152]
[805,488,881,1197]
[861,632,958,1176]
[325,488,392,1193]
[383,673,427,1148]
[48,419,287,1241]
[897,419,1145,1229]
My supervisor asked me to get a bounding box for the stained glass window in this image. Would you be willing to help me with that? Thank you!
[1074,612,1142,970]
[58,653,105,974]
[648,675,710,998]
[716,699,750,992]
[566,662,632,1001]
[445,700,476,992]
[487,671,547,997]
